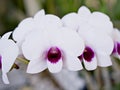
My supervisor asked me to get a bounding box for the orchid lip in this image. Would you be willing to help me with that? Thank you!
[112,42,120,55]
[78,46,94,62]
[83,46,94,62]
[117,42,120,55]
[0,55,2,69]
[47,47,62,63]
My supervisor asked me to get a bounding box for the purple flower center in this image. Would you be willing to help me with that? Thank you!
[83,47,94,62]
[117,42,120,55]
[0,55,2,69]
[47,47,61,63]
[112,42,120,55]
[78,46,94,62]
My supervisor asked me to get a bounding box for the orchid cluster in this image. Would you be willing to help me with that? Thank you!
[0,6,120,84]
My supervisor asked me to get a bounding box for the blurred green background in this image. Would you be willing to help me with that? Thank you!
[0,0,120,36]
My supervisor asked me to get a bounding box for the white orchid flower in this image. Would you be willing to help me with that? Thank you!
[78,28,113,70]
[12,9,62,54]
[22,27,85,73]
[62,6,113,35]
[111,28,120,58]
[0,32,19,84]
[62,6,114,70]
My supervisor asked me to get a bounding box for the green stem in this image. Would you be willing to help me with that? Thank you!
[17,57,29,64]
[10,63,19,71]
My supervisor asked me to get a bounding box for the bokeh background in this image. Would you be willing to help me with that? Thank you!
[0,0,120,90]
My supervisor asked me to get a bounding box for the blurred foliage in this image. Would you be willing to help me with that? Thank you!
[0,0,120,35]
[43,0,85,17]
[112,83,120,90]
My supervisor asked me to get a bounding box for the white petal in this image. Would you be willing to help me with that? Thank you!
[35,14,62,30]
[12,18,34,43]
[47,59,62,73]
[2,73,9,84]
[46,27,85,56]
[45,15,62,29]
[33,10,45,28]
[64,53,83,71]
[89,12,113,35]
[34,9,45,19]
[112,28,120,42]
[18,18,33,27]
[27,58,47,74]
[22,30,49,60]
[78,22,92,34]
[62,13,79,30]
[0,40,18,73]
[79,29,114,55]
[78,6,91,17]
[1,31,12,40]
[83,56,97,70]
[77,6,91,25]
[15,42,23,55]
[97,53,112,67]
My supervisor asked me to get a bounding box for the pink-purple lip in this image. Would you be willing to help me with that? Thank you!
[117,42,120,55]
[112,42,120,55]
[112,43,117,54]
[78,46,94,62]
[47,47,62,63]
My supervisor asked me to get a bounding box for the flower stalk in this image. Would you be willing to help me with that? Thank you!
[17,57,29,64]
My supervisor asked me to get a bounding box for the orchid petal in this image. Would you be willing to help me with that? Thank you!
[33,10,45,28]
[83,56,97,70]
[61,13,79,30]
[78,6,91,21]
[34,9,45,19]
[64,53,83,71]
[112,29,120,42]
[77,6,91,25]
[78,6,91,16]
[2,73,9,84]
[22,30,49,60]
[12,18,34,43]
[45,15,62,29]
[27,58,47,74]
[46,27,85,56]
[47,58,62,73]
[35,14,62,30]
[1,32,12,40]
[0,40,19,73]
[0,39,18,84]
[79,30,114,55]
[89,12,113,35]
[97,53,112,67]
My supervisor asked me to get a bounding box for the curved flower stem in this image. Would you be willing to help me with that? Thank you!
[10,63,19,71]
[17,57,29,64]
